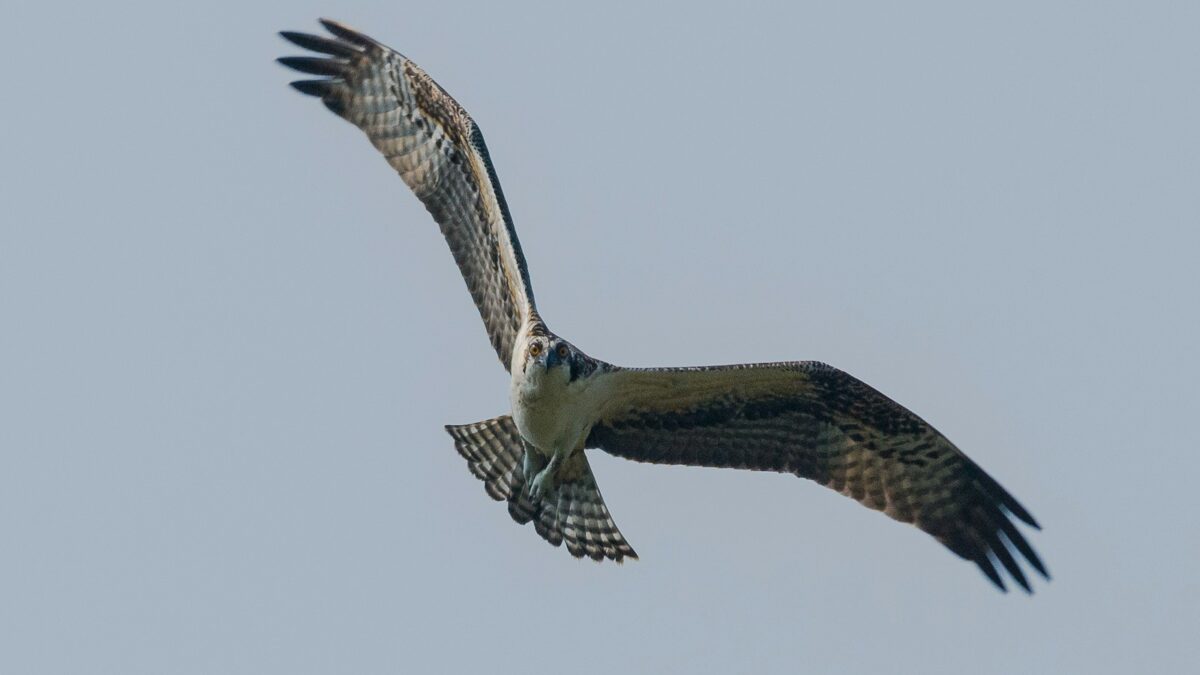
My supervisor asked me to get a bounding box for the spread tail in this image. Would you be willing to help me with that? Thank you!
[445,415,637,562]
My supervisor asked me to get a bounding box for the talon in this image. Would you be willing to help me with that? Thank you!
[524,451,561,502]
[528,466,554,501]
[522,452,545,499]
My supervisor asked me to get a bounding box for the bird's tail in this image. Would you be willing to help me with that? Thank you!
[445,416,638,562]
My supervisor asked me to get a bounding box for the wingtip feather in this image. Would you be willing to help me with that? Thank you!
[277,56,348,77]
[287,79,331,97]
[1007,500,1041,530]
[997,516,1049,580]
[978,557,1008,593]
[279,30,359,58]
[990,535,1032,593]
[319,18,376,46]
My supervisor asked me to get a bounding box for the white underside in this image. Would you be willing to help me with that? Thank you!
[510,361,611,458]
[509,321,626,464]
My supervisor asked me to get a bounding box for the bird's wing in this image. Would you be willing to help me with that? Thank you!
[279,20,536,371]
[446,416,637,562]
[588,361,1047,591]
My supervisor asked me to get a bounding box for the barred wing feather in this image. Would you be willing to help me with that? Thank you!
[589,361,1048,592]
[279,20,536,370]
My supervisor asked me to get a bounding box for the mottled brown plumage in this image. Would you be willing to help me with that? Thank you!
[280,20,535,371]
[590,362,1046,590]
[279,20,1047,592]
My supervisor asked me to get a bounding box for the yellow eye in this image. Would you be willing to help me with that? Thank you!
[529,342,542,357]
[556,344,569,359]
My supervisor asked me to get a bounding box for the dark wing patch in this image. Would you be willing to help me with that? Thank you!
[589,361,1047,592]
[446,416,637,562]
[279,19,536,370]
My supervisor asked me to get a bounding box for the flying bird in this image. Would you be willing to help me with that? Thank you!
[278,19,1048,592]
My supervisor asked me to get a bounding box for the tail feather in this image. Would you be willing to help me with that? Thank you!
[445,415,637,562]
[549,466,638,561]
[445,416,525,502]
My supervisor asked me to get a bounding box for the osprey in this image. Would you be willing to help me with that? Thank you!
[279,19,1048,592]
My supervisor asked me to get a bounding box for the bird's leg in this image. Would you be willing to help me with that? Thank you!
[528,451,562,501]
[522,450,546,487]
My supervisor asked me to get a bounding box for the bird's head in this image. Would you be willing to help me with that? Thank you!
[524,336,576,377]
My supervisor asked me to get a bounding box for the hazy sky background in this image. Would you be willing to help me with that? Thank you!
[3,2,1198,673]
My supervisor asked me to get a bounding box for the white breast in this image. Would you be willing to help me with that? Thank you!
[510,363,609,455]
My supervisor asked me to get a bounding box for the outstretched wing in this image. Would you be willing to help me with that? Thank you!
[279,19,536,370]
[446,416,637,562]
[588,361,1048,592]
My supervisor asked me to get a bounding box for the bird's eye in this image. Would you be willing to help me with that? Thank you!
[556,344,569,359]
[529,342,543,357]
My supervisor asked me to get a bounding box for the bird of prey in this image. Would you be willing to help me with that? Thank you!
[278,19,1048,592]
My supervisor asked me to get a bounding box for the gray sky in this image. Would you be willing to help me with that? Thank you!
[3,2,1198,673]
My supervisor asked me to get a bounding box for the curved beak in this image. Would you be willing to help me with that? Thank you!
[544,349,561,369]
